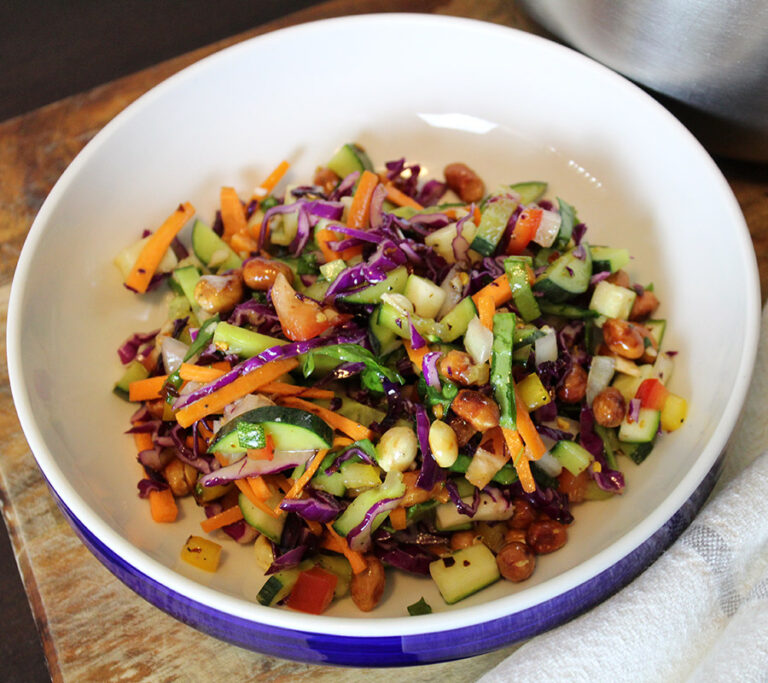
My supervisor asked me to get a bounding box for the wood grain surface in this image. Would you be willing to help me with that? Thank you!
[0,0,765,680]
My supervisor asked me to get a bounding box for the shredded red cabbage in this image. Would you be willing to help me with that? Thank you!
[422,351,442,389]
[199,450,313,487]
[118,330,159,365]
[279,487,342,523]
[415,404,445,490]
[580,405,625,493]
[347,496,404,552]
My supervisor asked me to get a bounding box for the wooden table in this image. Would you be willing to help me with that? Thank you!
[1,1,766,680]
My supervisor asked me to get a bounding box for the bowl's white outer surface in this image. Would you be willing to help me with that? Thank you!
[7,14,760,644]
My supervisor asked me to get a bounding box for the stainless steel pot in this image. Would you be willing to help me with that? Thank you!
[520,0,768,162]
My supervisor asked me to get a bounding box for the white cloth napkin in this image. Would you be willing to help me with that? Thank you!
[479,304,768,683]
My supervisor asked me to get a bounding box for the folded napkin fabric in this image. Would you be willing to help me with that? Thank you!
[479,304,768,683]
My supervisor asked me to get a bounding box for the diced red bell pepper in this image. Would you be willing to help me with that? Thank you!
[635,378,669,411]
[506,208,542,254]
[285,566,338,614]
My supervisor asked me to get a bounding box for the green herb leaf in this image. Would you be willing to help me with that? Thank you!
[302,343,403,392]
[407,597,433,616]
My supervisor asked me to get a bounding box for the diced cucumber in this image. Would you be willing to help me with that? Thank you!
[369,306,402,356]
[326,143,374,179]
[550,440,593,476]
[429,544,500,604]
[539,301,598,319]
[338,265,408,304]
[619,440,655,465]
[256,568,301,606]
[315,554,352,598]
[618,408,661,443]
[191,219,242,272]
[435,492,515,531]
[491,312,516,430]
[590,246,630,273]
[589,281,637,319]
[341,463,382,490]
[504,256,540,322]
[449,455,517,486]
[239,489,286,543]
[208,419,266,455]
[114,234,178,280]
[299,278,330,301]
[171,265,201,309]
[113,360,150,400]
[310,452,347,496]
[316,396,386,428]
[319,259,347,282]
[404,274,447,319]
[333,471,405,540]
[645,319,667,347]
[470,195,518,256]
[509,181,547,204]
[533,243,593,302]
[424,219,478,265]
[378,300,447,342]
[210,407,333,452]
[439,297,478,342]
[612,364,654,403]
[212,322,286,358]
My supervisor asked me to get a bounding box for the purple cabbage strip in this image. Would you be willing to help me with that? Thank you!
[421,351,442,389]
[415,404,445,490]
[347,496,404,552]
[227,298,280,328]
[199,450,314,487]
[572,222,587,246]
[444,478,480,517]
[137,478,168,498]
[324,445,376,475]
[409,316,426,350]
[373,543,433,576]
[369,183,388,230]
[118,329,159,365]
[451,212,473,265]
[279,488,342,523]
[265,546,307,575]
[329,171,360,200]
[416,179,447,207]
[580,405,625,493]
[536,423,575,442]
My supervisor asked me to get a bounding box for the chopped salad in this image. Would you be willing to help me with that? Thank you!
[114,144,687,614]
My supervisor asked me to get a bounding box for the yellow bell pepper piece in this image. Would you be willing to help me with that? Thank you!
[181,535,222,572]
[661,394,688,432]
[516,373,551,412]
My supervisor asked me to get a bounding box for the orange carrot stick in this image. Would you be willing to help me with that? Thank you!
[315,225,363,262]
[220,187,247,241]
[248,476,271,500]
[249,160,291,204]
[389,506,407,531]
[259,382,334,399]
[178,363,227,383]
[200,505,244,533]
[128,374,169,402]
[472,274,512,308]
[247,434,274,461]
[404,339,430,371]
[276,450,328,514]
[384,182,423,210]
[476,293,496,332]
[230,230,259,255]
[148,488,178,523]
[235,478,280,518]
[502,427,535,493]
[277,395,373,441]
[175,358,299,428]
[133,431,154,453]
[514,389,547,460]
[347,170,380,229]
[323,524,368,574]
[125,202,195,293]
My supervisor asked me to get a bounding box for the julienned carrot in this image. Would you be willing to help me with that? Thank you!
[476,293,495,332]
[502,427,535,493]
[267,474,293,494]
[323,524,368,574]
[200,505,244,533]
[276,450,328,514]
[230,230,259,255]
[348,170,381,229]
[316,225,363,262]
[250,160,291,204]
[277,395,373,441]
[389,506,407,531]
[148,488,178,523]
[404,339,430,371]
[129,374,170,402]
[125,202,195,293]
[333,436,353,448]
[259,382,334,399]
[220,187,247,241]
[133,431,154,453]
[472,273,512,308]
[175,358,299,428]
[178,363,227,383]
[514,389,547,460]
[384,182,423,210]
[248,476,271,500]
[235,479,280,519]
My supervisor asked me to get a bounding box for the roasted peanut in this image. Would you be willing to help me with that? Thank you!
[557,469,590,504]
[350,554,386,612]
[504,528,527,545]
[527,519,568,554]
[377,425,418,473]
[557,364,588,403]
[451,390,500,432]
[243,257,294,291]
[629,289,660,321]
[444,162,485,203]
[429,419,459,468]
[450,530,481,551]
[476,522,507,553]
[496,542,536,582]
[592,386,626,428]
[602,318,645,359]
[448,415,478,448]
[194,272,244,314]
[438,350,490,386]
[507,498,537,530]
[313,166,340,195]
[606,269,631,288]
[163,459,197,497]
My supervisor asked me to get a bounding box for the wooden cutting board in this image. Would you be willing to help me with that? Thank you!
[0,0,765,680]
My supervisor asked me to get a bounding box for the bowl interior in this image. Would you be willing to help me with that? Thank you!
[8,14,758,637]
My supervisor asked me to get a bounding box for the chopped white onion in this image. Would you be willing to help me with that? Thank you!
[586,355,616,405]
[464,316,494,365]
[222,393,275,424]
[535,450,563,477]
[652,352,675,385]
[161,336,189,374]
[532,209,562,248]
[534,326,558,365]
[437,266,466,319]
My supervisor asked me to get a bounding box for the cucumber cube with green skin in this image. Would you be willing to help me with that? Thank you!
[533,242,593,302]
[589,281,637,319]
[439,297,477,342]
[550,440,593,476]
[326,143,373,179]
[212,322,287,358]
[470,195,518,256]
[113,360,149,400]
[239,489,286,543]
[618,407,661,443]
[508,181,547,204]
[338,266,409,304]
[590,246,631,273]
[404,273,447,319]
[171,265,202,309]
[191,219,242,272]
[319,259,347,282]
[429,544,500,604]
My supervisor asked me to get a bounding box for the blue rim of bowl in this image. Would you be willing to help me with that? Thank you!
[44,452,723,667]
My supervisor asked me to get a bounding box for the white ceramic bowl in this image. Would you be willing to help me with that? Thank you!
[7,14,759,666]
